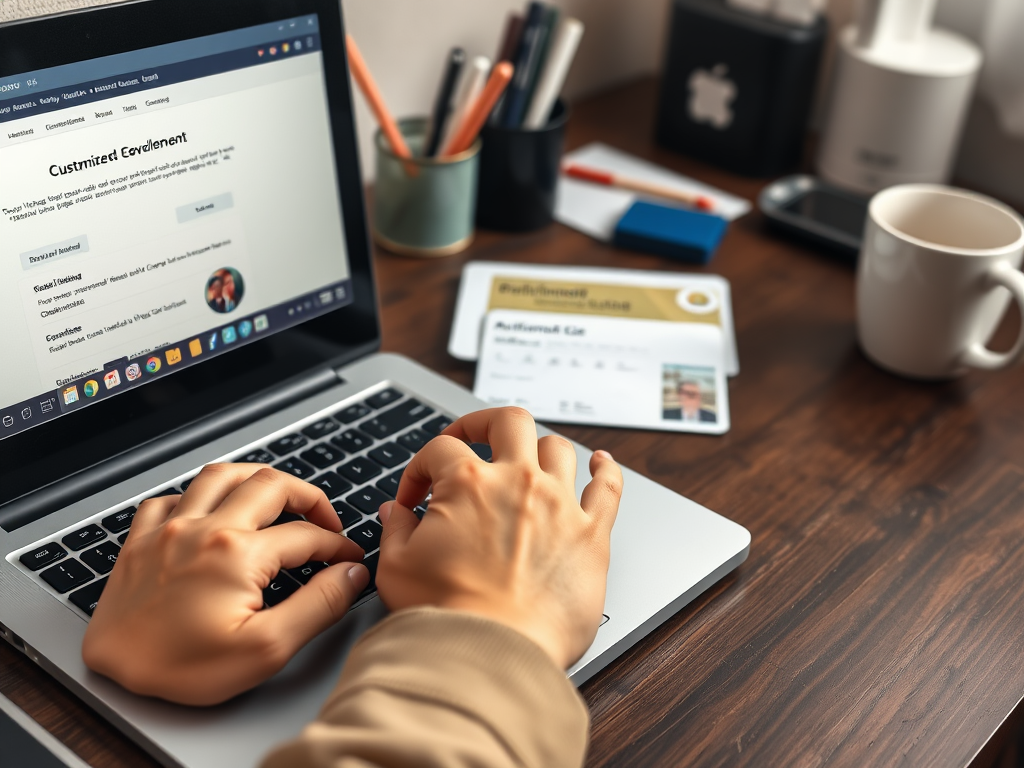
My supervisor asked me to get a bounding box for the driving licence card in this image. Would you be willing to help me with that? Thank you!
[449,262,739,376]
[473,310,730,434]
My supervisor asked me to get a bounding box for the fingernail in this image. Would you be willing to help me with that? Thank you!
[347,563,369,590]
[378,500,393,525]
[595,450,613,460]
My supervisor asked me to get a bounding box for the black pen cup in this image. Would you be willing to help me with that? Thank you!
[476,100,568,232]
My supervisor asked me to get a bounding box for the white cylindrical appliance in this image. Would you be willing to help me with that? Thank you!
[817,0,982,195]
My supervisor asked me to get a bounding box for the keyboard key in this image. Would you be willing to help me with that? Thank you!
[359,551,379,598]
[287,561,328,585]
[365,387,403,409]
[310,472,352,500]
[262,572,300,606]
[422,415,453,436]
[301,443,344,469]
[331,429,375,454]
[302,419,340,440]
[239,449,275,464]
[180,476,195,491]
[273,457,316,479]
[368,442,411,469]
[117,533,129,546]
[147,488,180,500]
[470,443,493,462]
[349,521,383,553]
[61,525,106,552]
[69,577,108,616]
[334,403,372,423]
[268,434,308,456]
[271,512,304,526]
[361,400,435,439]
[332,500,363,529]
[346,487,391,516]
[376,470,403,498]
[338,456,383,484]
[80,541,121,575]
[40,559,94,593]
[397,429,431,452]
[19,543,67,571]
[414,499,429,519]
[101,508,136,534]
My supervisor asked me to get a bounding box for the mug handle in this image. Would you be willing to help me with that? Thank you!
[961,262,1024,370]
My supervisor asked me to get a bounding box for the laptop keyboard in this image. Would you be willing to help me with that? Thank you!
[9,385,475,620]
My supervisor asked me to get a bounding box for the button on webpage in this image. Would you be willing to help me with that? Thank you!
[20,235,90,271]
[175,192,234,223]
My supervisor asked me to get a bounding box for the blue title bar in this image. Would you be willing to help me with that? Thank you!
[0,14,319,101]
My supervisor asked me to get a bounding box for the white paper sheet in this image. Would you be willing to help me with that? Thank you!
[554,142,752,241]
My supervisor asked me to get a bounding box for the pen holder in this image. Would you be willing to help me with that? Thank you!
[373,118,480,257]
[475,100,568,232]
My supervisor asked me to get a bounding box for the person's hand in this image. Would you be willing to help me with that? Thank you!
[82,464,369,706]
[377,407,623,669]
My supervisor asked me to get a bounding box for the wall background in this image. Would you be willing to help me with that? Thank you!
[3,0,1024,203]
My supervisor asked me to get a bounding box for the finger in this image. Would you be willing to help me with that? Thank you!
[395,435,476,511]
[379,500,420,550]
[245,561,369,663]
[129,496,180,537]
[537,435,578,490]
[580,451,623,533]
[169,463,269,519]
[256,521,365,570]
[442,407,538,463]
[213,468,341,532]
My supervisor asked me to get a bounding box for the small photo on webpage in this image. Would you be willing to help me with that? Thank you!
[662,364,717,423]
[206,267,245,314]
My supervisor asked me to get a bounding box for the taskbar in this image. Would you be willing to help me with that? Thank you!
[0,279,352,441]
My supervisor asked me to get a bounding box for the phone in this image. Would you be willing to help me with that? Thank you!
[758,175,870,261]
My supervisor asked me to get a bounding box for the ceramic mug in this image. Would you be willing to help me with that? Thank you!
[856,184,1024,379]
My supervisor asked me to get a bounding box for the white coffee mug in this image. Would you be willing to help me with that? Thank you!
[857,184,1024,379]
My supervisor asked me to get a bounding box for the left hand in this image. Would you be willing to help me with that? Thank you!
[82,463,368,705]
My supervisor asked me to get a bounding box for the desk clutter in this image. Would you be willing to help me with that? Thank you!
[450,262,738,434]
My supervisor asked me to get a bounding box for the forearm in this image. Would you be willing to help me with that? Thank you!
[261,607,590,768]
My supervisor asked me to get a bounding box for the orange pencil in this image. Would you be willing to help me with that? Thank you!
[441,62,514,157]
[346,35,412,159]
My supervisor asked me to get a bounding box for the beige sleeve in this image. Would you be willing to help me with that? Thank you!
[261,607,590,768]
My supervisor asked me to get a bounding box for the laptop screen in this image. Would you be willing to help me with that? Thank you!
[0,14,353,441]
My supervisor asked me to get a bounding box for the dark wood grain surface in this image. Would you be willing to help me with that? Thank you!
[3,77,1023,768]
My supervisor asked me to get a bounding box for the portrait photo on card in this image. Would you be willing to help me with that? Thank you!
[662,364,718,423]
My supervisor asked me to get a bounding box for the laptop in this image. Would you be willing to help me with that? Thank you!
[0,1,751,766]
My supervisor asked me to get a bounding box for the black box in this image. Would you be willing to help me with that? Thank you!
[655,0,825,177]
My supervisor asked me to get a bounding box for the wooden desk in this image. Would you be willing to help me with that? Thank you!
[3,77,1023,768]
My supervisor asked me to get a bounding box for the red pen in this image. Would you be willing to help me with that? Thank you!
[563,163,715,212]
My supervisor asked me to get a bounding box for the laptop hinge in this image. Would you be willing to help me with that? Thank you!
[0,367,342,532]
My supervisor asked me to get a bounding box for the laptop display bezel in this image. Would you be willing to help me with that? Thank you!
[0,0,380,516]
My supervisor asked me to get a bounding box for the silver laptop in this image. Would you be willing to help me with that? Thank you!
[0,1,750,766]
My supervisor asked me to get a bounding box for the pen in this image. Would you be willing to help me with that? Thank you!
[563,164,716,212]
[424,47,466,157]
[522,17,584,130]
[502,1,548,128]
[346,35,411,159]
[442,62,515,157]
[440,55,491,155]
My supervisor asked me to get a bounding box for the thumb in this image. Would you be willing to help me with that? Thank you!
[249,561,368,660]
[379,499,420,550]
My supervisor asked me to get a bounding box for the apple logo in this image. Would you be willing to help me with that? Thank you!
[687,64,736,130]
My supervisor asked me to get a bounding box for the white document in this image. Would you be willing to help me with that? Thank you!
[448,261,740,376]
[554,142,752,241]
[474,310,730,435]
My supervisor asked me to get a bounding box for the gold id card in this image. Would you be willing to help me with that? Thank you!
[449,262,739,375]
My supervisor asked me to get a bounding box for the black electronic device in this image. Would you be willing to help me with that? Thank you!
[655,0,826,177]
[758,174,870,260]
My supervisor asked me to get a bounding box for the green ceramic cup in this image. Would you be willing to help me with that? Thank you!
[373,117,481,257]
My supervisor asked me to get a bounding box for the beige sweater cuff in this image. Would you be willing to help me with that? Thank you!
[319,606,590,766]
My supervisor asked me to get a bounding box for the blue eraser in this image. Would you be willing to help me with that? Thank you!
[612,200,728,264]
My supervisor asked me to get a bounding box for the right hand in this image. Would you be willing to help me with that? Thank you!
[376,407,623,670]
